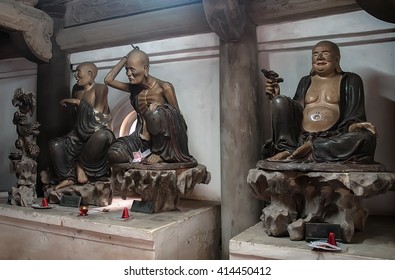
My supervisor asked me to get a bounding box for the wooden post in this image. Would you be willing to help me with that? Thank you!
[36,4,72,196]
[203,0,262,259]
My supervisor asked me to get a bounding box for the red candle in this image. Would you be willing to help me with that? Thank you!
[41,197,48,207]
[327,232,337,246]
[121,207,129,219]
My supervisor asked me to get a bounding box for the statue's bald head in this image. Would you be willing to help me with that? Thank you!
[78,62,98,79]
[127,49,150,68]
[314,40,341,58]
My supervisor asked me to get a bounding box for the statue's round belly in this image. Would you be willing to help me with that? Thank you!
[302,105,340,132]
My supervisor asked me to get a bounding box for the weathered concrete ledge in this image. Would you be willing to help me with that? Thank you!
[0,198,220,259]
[230,215,395,260]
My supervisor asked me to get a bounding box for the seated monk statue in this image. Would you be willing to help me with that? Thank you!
[49,62,115,189]
[104,47,195,165]
[262,40,377,163]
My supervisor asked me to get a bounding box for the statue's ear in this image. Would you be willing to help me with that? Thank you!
[335,55,343,74]
[87,69,95,82]
[144,65,149,77]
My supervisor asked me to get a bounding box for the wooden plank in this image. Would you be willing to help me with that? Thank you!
[57,3,211,52]
[64,0,202,27]
[246,0,361,25]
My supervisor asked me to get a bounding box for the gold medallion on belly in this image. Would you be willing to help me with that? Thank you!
[311,111,322,121]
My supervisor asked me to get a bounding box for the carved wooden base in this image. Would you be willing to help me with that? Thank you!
[44,180,113,207]
[9,156,37,207]
[10,186,36,207]
[111,163,211,213]
[248,161,395,242]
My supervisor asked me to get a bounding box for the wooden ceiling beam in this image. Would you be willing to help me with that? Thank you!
[56,3,211,53]
[0,0,53,63]
[246,0,361,25]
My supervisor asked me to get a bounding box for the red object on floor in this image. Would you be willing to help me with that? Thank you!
[41,197,48,207]
[122,207,130,219]
[327,232,337,246]
[79,205,89,216]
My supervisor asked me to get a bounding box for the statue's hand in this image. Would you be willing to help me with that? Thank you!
[145,153,163,164]
[60,98,80,107]
[262,68,283,101]
[59,99,68,106]
[265,79,280,100]
[348,122,377,137]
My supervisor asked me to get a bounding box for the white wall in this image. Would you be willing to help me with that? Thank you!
[70,33,221,201]
[0,58,37,192]
[257,10,395,216]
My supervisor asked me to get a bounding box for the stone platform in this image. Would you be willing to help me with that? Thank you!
[0,198,220,259]
[248,161,395,242]
[229,215,395,260]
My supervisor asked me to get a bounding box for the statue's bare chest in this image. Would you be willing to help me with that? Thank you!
[137,87,166,114]
[305,76,341,105]
[76,89,95,107]
[302,75,342,132]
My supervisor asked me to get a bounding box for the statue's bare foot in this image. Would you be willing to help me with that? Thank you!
[145,154,163,164]
[55,179,75,190]
[349,122,377,136]
[288,141,312,160]
[76,163,88,184]
[267,151,291,161]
